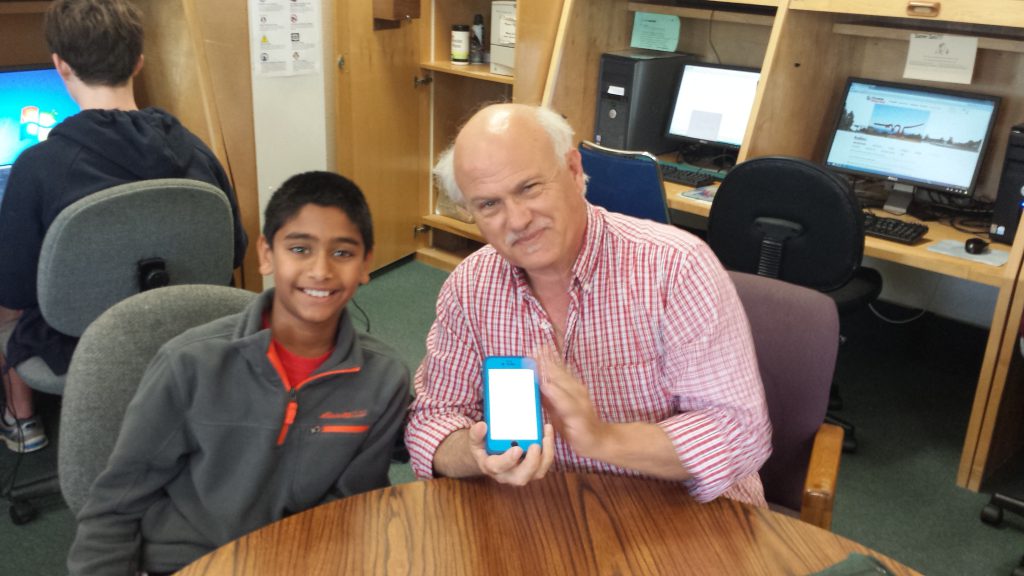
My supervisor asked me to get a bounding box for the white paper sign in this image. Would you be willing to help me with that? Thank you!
[250,0,322,77]
[903,33,977,85]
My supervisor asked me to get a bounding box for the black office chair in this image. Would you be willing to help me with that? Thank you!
[578,140,671,224]
[3,178,236,524]
[707,156,883,453]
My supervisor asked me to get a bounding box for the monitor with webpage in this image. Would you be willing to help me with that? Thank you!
[824,77,1000,214]
[0,65,80,207]
[665,62,761,168]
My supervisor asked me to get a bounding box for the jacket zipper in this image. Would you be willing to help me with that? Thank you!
[276,390,299,446]
[268,343,362,446]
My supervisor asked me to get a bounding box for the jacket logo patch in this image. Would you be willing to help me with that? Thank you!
[320,410,367,420]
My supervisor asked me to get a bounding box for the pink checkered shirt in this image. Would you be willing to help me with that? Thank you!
[406,205,771,506]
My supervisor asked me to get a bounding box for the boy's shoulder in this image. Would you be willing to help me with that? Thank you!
[350,331,411,392]
[354,331,407,372]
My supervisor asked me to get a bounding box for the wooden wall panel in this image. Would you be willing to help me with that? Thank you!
[134,0,260,289]
[515,1,563,104]
[191,0,261,290]
[549,0,632,144]
[0,10,50,67]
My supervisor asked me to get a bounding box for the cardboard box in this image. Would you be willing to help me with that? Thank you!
[490,1,516,76]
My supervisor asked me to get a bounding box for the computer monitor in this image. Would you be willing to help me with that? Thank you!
[0,65,80,205]
[824,77,999,214]
[665,63,761,152]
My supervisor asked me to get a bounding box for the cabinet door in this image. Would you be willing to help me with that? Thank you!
[335,2,426,269]
[789,0,1024,27]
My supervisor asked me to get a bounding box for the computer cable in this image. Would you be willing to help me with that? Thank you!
[0,358,27,502]
[868,302,928,325]
[864,276,937,323]
[949,216,992,236]
[707,11,722,64]
[866,274,939,326]
[349,297,371,333]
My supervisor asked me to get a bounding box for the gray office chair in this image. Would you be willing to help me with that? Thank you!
[729,271,843,529]
[708,156,883,453]
[4,178,236,524]
[578,140,671,224]
[59,285,255,514]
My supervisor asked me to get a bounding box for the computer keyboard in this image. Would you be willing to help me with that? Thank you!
[863,213,929,245]
[659,163,718,188]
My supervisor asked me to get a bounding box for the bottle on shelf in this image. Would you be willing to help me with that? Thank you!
[451,24,470,65]
[470,14,485,65]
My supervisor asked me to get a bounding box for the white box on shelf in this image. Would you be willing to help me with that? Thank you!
[490,1,516,76]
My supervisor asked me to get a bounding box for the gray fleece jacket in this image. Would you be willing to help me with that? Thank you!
[66,289,411,575]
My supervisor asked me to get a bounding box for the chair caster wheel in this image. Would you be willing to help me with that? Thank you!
[842,435,857,454]
[9,500,38,525]
[980,503,1003,525]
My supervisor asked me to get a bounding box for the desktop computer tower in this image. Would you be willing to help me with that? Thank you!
[990,124,1024,245]
[593,49,690,155]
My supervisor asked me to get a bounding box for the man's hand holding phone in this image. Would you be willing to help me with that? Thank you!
[476,356,556,485]
[466,420,555,486]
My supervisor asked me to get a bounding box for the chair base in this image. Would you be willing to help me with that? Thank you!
[6,474,60,525]
[981,492,1024,526]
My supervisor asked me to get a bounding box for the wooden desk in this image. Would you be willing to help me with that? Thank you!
[665,181,1009,287]
[176,472,919,576]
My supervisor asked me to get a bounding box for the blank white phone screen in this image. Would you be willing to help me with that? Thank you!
[487,368,539,441]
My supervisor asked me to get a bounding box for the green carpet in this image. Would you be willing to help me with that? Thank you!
[3,259,1023,575]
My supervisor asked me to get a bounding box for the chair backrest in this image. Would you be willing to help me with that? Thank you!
[728,271,839,512]
[708,156,864,292]
[14,179,235,395]
[39,178,235,338]
[578,140,671,224]
[58,284,256,514]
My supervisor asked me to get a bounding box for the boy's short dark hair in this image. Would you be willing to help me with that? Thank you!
[44,0,143,86]
[263,171,374,254]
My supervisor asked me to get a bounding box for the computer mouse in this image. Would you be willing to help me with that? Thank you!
[965,238,990,255]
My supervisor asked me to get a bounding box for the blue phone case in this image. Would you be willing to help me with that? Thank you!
[482,356,543,455]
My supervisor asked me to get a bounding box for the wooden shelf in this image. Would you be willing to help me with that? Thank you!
[832,22,1024,53]
[416,246,473,271]
[628,2,776,25]
[422,213,485,243]
[421,61,515,85]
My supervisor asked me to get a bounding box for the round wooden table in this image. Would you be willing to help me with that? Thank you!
[175,472,919,575]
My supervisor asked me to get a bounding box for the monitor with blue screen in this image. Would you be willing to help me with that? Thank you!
[0,65,80,205]
[824,78,999,214]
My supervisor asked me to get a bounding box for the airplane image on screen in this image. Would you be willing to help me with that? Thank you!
[872,121,924,136]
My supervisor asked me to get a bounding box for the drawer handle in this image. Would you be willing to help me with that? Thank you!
[907,1,940,17]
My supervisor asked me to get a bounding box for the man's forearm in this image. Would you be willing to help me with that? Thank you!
[432,428,483,478]
[585,422,691,481]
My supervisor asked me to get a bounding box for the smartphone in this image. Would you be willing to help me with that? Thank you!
[482,356,543,455]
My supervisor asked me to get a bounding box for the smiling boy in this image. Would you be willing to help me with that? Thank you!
[67,171,410,576]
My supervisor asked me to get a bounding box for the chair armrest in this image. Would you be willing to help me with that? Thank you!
[800,422,844,530]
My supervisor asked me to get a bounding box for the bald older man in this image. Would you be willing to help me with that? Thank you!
[405,104,772,506]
